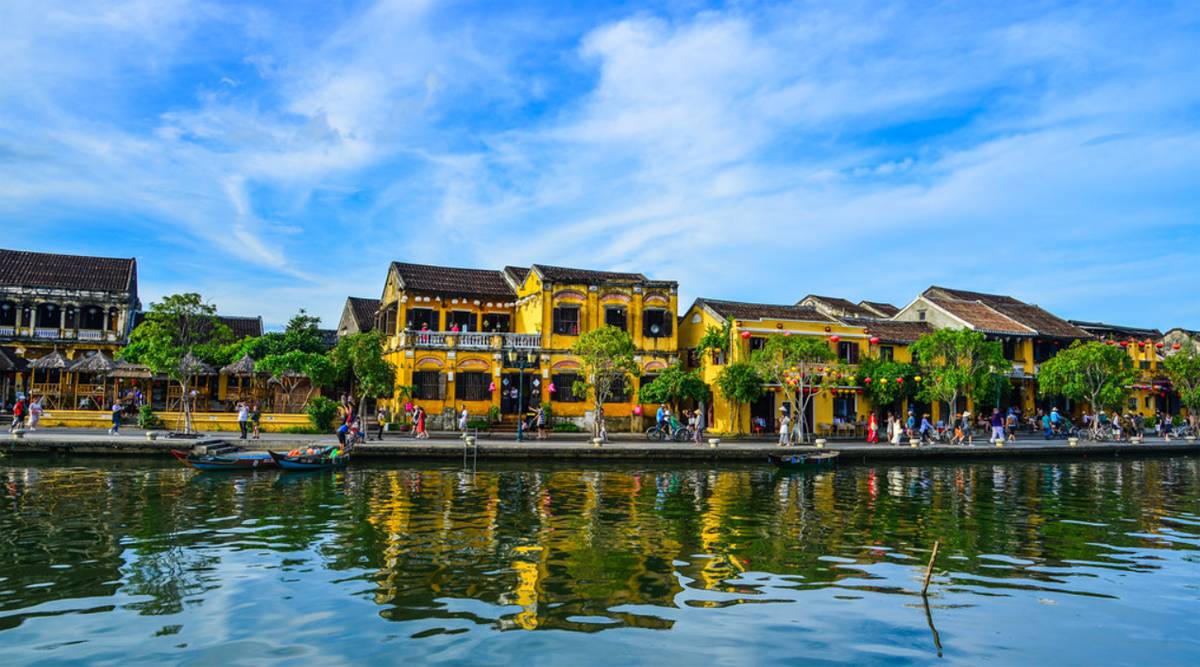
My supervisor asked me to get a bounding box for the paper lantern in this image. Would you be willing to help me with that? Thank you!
[633,405,643,415]
[914,375,922,382]
[869,336,880,344]
[740,330,752,339]
[1173,343,1182,350]
[1156,342,1164,349]
[488,382,496,392]
[864,377,872,384]
[1120,341,1129,348]
[548,382,556,393]
[880,378,888,384]
[896,377,904,384]
[829,335,841,343]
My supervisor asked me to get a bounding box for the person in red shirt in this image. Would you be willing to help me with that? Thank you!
[9,397,26,433]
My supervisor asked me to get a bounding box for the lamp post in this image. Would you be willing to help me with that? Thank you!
[507,349,533,442]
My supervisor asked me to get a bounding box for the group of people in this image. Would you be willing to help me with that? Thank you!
[233,401,262,440]
[6,396,42,433]
[655,403,706,443]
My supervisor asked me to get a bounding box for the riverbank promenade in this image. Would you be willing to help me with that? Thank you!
[6,426,1199,462]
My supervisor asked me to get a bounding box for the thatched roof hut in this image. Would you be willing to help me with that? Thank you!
[30,351,70,370]
[220,354,259,377]
[179,352,216,376]
[69,351,118,374]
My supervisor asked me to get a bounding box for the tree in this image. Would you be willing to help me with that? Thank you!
[857,358,917,414]
[258,350,335,413]
[1037,340,1136,432]
[120,293,232,433]
[241,309,327,360]
[570,326,639,439]
[1163,347,1200,425]
[331,331,396,416]
[911,328,1007,422]
[751,336,836,444]
[714,362,763,435]
[638,363,709,414]
[696,318,732,367]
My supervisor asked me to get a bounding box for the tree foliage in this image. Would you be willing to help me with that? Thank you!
[696,317,732,365]
[241,309,327,359]
[638,362,709,410]
[911,329,1007,418]
[258,350,335,412]
[331,331,396,408]
[751,335,837,443]
[714,361,764,434]
[857,358,917,410]
[1038,340,1136,425]
[1163,347,1200,420]
[570,326,639,438]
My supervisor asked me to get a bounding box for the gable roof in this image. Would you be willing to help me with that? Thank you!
[0,248,136,294]
[693,298,834,323]
[799,295,876,319]
[843,318,934,344]
[858,300,899,318]
[1069,320,1163,340]
[531,264,650,285]
[390,261,515,300]
[343,297,379,333]
[923,286,1089,339]
[218,316,264,339]
[502,266,530,288]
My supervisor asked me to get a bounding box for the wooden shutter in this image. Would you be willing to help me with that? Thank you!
[437,372,447,400]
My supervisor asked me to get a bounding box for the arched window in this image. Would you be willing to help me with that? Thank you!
[108,307,120,332]
[80,304,105,330]
[0,301,16,327]
[20,303,32,328]
[37,303,60,329]
[64,305,77,330]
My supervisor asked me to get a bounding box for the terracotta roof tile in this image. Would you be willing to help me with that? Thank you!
[695,298,834,323]
[0,248,136,293]
[391,262,515,299]
[929,297,1035,335]
[858,301,900,317]
[345,297,379,332]
[532,264,651,284]
[218,316,263,339]
[924,286,1089,339]
[843,318,934,343]
[801,295,875,318]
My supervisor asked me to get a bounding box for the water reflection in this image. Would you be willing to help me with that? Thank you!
[1,457,1199,663]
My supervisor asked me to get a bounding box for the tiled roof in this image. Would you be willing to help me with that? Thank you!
[801,295,876,318]
[928,297,1035,336]
[695,298,834,323]
[532,264,652,284]
[1070,320,1162,340]
[503,266,530,287]
[391,262,515,299]
[218,316,264,339]
[0,248,136,294]
[858,300,899,317]
[345,297,379,333]
[848,319,934,344]
[924,286,1088,339]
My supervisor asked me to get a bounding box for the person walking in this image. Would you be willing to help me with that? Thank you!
[867,412,878,443]
[9,396,26,433]
[906,410,916,438]
[990,408,1005,443]
[236,401,249,440]
[415,406,429,439]
[458,405,469,434]
[108,401,122,435]
[778,408,791,447]
[27,397,43,431]
[535,405,547,440]
[1005,409,1017,442]
[919,413,934,444]
[250,401,261,440]
[961,410,973,445]
[693,407,705,444]
[375,406,389,441]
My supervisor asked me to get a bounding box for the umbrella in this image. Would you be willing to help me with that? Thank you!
[220,354,258,376]
[69,351,118,374]
[179,352,216,376]
[30,351,70,370]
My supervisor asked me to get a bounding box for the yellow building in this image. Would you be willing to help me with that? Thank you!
[1070,320,1173,418]
[375,262,678,430]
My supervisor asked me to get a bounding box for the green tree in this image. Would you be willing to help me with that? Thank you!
[911,329,1007,421]
[714,361,764,435]
[638,363,709,414]
[696,318,732,367]
[857,358,917,412]
[120,293,232,433]
[241,309,327,359]
[1162,347,1200,425]
[570,326,639,439]
[331,331,396,415]
[751,336,836,444]
[1037,340,1136,432]
[258,350,335,413]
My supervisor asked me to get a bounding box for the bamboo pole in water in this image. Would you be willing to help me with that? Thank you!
[922,540,940,597]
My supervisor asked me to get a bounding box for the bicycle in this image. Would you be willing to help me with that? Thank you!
[646,422,691,442]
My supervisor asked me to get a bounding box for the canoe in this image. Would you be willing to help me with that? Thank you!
[767,451,839,469]
[268,447,350,471]
[170,443,276,471]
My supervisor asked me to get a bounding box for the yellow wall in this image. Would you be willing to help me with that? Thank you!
[39,410,312,432]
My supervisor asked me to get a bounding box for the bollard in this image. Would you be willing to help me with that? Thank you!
[708,438,720,449]
[994,438,1004,448]
[910,438,920,448]
[465,436,476,447]
[1068,437,1078,447]
[592,437,603,448]
[814,438,826,449]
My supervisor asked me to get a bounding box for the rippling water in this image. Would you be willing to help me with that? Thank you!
[1,456,1199,665]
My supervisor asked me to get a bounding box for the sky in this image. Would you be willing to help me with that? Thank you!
[1,0,1198,331]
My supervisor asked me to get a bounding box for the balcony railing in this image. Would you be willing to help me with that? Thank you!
[78,329,105,340]
[397,330,542,351]
[0,326,14,336]
[34,328,61,339]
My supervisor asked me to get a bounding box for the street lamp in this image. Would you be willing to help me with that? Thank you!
[506,349,533,442]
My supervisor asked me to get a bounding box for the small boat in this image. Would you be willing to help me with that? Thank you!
[170,441,276,471]
[268,446,350,471]
[767,451,839,469]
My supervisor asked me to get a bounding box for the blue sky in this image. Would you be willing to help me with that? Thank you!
[1,0,1198,330]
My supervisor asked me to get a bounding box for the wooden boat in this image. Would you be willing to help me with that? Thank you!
[170,441,276,471]
[767,451,839,469]
[268,446,350,471]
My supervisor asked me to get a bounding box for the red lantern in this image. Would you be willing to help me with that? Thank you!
[864,377,872,384]
[1105,340,1115,346]
[869,336,880,345]
[1120,341,1128,348]
[896,377,904,384]
[740,330,752,339]
[1173,343,1182,350]
[829,335,840,343]
[1156,342,1164,349]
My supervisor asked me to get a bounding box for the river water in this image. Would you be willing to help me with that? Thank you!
[1,456,1198,665]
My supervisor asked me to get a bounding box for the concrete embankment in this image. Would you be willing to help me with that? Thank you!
[5,432,1200,463]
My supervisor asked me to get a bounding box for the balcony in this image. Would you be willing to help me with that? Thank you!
[397,330,542,351]
[0,326,14,336]
[34,328,62,339]
[78,329,105,341]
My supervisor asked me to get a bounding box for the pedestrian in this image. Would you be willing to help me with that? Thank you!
[1042,411,1053,439]
[27,397,42,431]
[375,406,389,441]
[890,413,902,444]
[906,410,916,438]
[919,413,933,444]
[990,408,1005,442]
[778,407,791,447]
[416,406,428,439]
[598,406,607,442]
[458,405,469,433]
[1005,410,1017,442]
[250,401,261,440]
[236,401,249,439]
[9,396,26,433]
[108,401,122,435]
[535,405,547,440]
[656,403,666,435]
[961,410,973,445]
[867,412,878,443]
[693,407,705,444]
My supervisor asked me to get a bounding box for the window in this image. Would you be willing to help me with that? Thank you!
[552,373,581,402]
[448,311,477,332]
[879,346,895,361]
[833,395,857,422]
[407,308,438,331]
[749,336,767,352]
[413,371,443,400]
[1033,341,1057,363]
[917,309,926,321]
[80,304,104,330]
[455,372,490,401]
[553,306,580,336]
[604,375,630,403]
[1139,360,1151,370]
[1002,339,1020,361]
[482,313,510,332]
[36,303,59,327]
[605,306,627,331]
[838,341,860,364]
[0,301,15,327]
[643,309,672,338]
[108,307,120,332]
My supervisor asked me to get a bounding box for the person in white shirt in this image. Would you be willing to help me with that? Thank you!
[778,408,791,446]
[236,402,250,440]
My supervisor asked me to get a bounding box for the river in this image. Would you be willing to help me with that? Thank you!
[1,456,1198,665]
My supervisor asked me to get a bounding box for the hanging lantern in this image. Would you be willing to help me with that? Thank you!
[914,375,922,382]
[829,335,841,343]
[869,336,880,345]
[548,382,556,393]
[740,330,752,339]
[1156,342,1164,349]
[1106,340,1115,346]
[896,377,904,384]
[1120,341,1128,348]
[488,382,496,392]
[864,377,872,384]
[1173,343,1182,350]
[880,378,888,384]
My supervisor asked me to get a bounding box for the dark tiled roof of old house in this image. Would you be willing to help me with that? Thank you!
[1070,320,1162,340]
[0,346,26,372]
[391,262,515,299]
[345,297,379,333]
[801,295,875,318]
[532,264,653,285]
[839,318,934,344]
[503,266,530,287]
[0,248,136,293]
[695,298,834,323]
[924,286,1088,339]
[858,301,900,317]
[928,297,1035,336]
[218,316,264,339]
